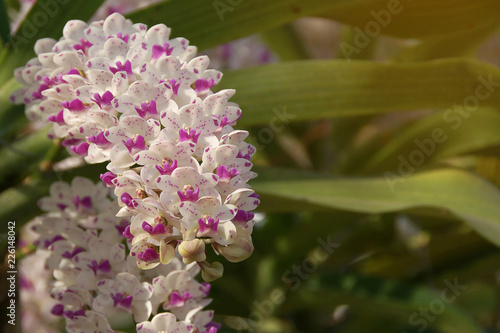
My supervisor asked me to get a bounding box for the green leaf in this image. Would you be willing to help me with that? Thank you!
[218,58,500,127]
[348,108,500,174]
[260,24,309,61]
[283,272,482,333]
[321,0,500,39]
[126,0,342,51]
[0,0,11,46]
[252,168,500,246]
[0,0,104,85]
[396,22,500,62]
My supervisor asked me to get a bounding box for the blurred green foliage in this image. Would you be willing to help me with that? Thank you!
[2,0,500,332]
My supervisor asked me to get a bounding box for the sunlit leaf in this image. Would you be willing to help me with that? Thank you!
[219,58,500,127]
[126,0,341,50]
[322,0,500,39]
[252,168,500,246]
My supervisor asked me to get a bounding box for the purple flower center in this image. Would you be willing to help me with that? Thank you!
[122,225,134,239]
[156,160,177,175]
[169,79,181,95]
[116,32,130,43]
[168,291,193,308]
[70,142,89,156]
[87,259,111,276]
[43,235,64,248]
[63,309,86,319]
[61,247,84,259]
[100,172,116,185]
[88,131,112,148]
[110,292,133,309]
[177,186,199,202]
[51,304,65,316]
[91,91,114,108]
[109,60,133,75]
[72,195,92,210]
[198,217,219,235]
[152,43,174,60]
[61,98,87,112]
[233,210,254,223]
[120,192,135,208]
[141,221,167,235]
[73,38,93,54]
[135,100,158,119]
[47,109,65,125]
[216,165,239,183]
[122,135,147,154]
[194,78,216,94]
[137,248,159,262]
[179,128,201,144]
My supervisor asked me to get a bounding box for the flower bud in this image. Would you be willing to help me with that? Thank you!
[213,236,254,263]
[199,261,224,282]
[178,239,206,264]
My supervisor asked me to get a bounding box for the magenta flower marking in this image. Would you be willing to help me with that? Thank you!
[63,309,86,319]
[47,109,65,125]
[216,165,239,182]
[141,221,167,235]
[122,225,134,240]
[177,187,199,202]
[70,142,90,156]
[73,38,93,54]
[194,78,216,93]
[100,171,116,185]
[169,79,181,95]
[61,247,84,259]
[155,160,177,175]
[233,210,254,223]
[135,100,158,119]
[72,195,92,210]
[87,259,111,276]
[51,304,65,316]
[110,292,133,309]
[198,217,219,234]
[43,235,64,248]
[120,192,135,208]
[115,32,130,43]
[88,131,112,148]
[179,128,201,144]
[152,43,174,60]
[109,60,133,75]
[91,91,114,108]
[122,135,147,154]
[61,98,88,112]
[168,291,193,308]
[137,248,159,262]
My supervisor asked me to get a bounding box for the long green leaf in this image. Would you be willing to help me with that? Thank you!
[283,272,482,333]
[321,0,500,39]
[219,58,500,127]
[0,0,10,46]
[252,168,500,247]
[347,108,500,174]
[126,0,342,51]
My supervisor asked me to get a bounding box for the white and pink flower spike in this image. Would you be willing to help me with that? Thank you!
[14,11,259,283]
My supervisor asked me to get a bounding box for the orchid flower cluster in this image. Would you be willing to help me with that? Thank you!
[31,177,219,332]
[13,12,260,332]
